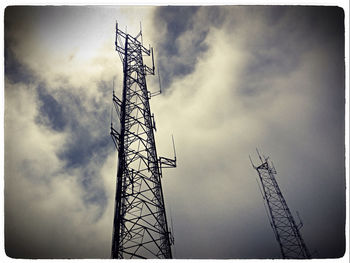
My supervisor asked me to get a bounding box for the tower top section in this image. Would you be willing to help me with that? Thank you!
[115,21,155,75]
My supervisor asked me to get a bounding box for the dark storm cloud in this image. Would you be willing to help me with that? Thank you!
[4,44,36,84]
[153,6,209,89]
[36,85,67,132]
[155,6,200,55]
[57,101,111,169]
[59,130,111,169]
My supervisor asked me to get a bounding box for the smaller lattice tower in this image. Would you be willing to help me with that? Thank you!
[250,150,311,259]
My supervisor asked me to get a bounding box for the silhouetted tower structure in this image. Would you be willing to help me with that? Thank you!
[250,150,311,259]
[110,22,176,259]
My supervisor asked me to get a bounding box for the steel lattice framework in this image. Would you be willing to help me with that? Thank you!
[110,23,176,259]
[250,151,311,259]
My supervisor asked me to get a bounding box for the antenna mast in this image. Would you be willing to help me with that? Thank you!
[110,22,176,259]
[250,151,311,259]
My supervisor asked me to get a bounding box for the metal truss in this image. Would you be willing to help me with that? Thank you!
[250,150,311,259]
[110,22,176,259]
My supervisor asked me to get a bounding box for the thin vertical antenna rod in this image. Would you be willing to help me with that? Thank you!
[250,152,311,259]
[110,102,113,127]
[171,135,176,160]
[111,22,176,259]
[158,67,162,94]
[110,78,114,126]
[140,21,143,45]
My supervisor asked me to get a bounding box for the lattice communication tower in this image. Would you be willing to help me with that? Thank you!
[250,150,311,259]
[110,22,176,259]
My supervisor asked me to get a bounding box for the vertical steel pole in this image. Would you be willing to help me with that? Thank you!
[111,35,128,259]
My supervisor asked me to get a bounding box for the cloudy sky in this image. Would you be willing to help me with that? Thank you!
[4,5,346,259]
